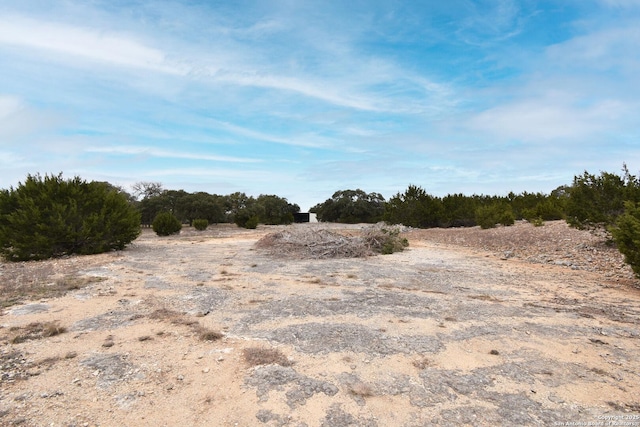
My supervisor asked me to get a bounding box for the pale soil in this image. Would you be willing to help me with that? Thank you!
[1,221,639,427]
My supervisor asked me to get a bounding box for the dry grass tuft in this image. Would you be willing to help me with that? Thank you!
[9,321,66,344]
[348,381,375,397]
[196,326,224,341]
[242,347,293,367]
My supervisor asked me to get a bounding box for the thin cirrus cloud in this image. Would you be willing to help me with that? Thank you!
[0,13,450,116]
[85,145,261,164]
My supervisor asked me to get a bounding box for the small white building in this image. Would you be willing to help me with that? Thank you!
[294,212,318,223]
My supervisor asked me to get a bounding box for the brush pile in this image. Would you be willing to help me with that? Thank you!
[255,223,408,259]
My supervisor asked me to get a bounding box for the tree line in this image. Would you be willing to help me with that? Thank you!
[1,166,640,277]
[133,182,300,229]
[310,165,640,231]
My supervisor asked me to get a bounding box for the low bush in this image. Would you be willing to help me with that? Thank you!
[234,209,260,229]
[192,219,208,230]
[152,212,182,236]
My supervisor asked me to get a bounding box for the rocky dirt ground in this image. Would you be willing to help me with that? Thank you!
[1,221,639,427]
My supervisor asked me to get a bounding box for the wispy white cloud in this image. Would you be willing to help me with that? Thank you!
[206,119,335,149]
[466,96,628,141]
[85,145,261,163]
[0,15,187,75]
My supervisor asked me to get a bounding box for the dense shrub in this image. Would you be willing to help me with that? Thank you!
[233,208,256,228]
[475,203,514,229]
[192,219,208,230]
[0,173,141,261]
[565,168,638,228]
[384,185,443,228]
[152,212,182,236]
[610,201,640,277]
[244,215,259,229]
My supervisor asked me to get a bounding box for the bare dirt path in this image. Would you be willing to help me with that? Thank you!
[1,222,639,426]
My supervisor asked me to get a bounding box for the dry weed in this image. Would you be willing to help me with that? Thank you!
[148,307,223,341]
[8,321,66,344]
[196,326,223,341]
[149,308,197,326]
[242,347,293,367]
[348,381,375,397]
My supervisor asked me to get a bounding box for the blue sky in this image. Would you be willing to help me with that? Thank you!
[1,0,639,210]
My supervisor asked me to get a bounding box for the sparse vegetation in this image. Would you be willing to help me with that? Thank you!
[242,347,293,367]
[0,273,104,309]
